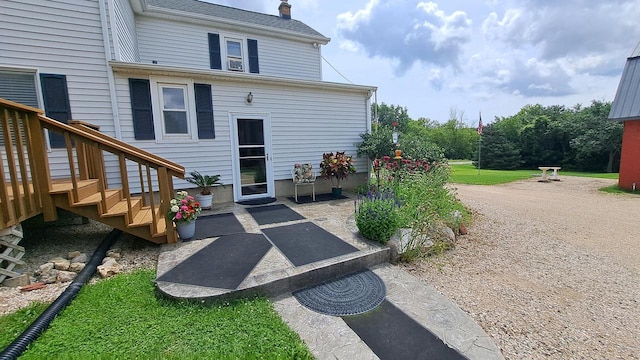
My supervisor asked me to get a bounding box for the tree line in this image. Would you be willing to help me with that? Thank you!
[358,101,622,173]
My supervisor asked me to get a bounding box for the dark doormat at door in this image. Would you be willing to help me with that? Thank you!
[342,300,466,360]
[189,213,245,240]
[293,269,386,316]
[262,222,358,266]
[237,197,277,206]
[287,193,349,204]
[156,233,272,290]
[246,204,305,225]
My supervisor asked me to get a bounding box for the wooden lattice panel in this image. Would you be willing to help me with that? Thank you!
[0,224,25,283]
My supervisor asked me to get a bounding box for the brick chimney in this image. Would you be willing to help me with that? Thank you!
[278,0,291,19]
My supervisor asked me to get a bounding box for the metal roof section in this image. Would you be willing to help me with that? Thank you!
[140,0,329,43]
[631,41,640,58]
[609,56,640,121]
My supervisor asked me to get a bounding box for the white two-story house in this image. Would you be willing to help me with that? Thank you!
[0,0,376,205]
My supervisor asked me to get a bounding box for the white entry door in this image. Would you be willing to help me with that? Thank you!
[231,114,274,201]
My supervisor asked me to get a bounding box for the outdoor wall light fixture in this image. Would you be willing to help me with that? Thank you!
[246,92,253,104]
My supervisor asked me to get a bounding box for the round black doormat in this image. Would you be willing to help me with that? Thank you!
[293,269,386,316]
[236,197,277,206]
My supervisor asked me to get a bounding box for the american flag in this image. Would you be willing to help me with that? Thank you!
[477,112,483,135]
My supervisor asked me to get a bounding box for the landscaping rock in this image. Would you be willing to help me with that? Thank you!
[39,269,59,284]
[67,251,82,259]
[57,271,77,283]
[71,253,88,263]
[36,262,54,275]
[106,249,121,260]
[459,224,468,235]
[2,274,30,288]
[388,228,434,262]
[97,257,120,278]
[69,262,86,273]
[50,257,70,271]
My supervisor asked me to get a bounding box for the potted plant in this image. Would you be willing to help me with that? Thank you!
[185,170,224,209]
[319,151,356,198]
[167,191,202,240]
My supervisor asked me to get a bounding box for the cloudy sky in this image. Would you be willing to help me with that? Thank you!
[209,0,640,125]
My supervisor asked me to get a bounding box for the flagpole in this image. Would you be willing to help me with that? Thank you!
[477,111,483,175]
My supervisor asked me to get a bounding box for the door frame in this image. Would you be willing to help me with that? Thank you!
[229,112,274,202]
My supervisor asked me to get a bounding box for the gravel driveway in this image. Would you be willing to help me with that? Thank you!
[404,176,640,359]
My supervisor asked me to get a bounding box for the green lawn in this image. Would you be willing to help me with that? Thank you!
[0,269,312,359]
[450,163,618,185]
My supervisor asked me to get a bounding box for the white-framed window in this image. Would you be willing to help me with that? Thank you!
[225,37,245,72]
[150,77,197,142]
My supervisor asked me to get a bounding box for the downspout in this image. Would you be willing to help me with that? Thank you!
[98,0,122,139]
[0,229,122,360]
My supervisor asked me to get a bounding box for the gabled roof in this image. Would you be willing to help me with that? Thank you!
[138,0,329,43]
[609,44,640,121]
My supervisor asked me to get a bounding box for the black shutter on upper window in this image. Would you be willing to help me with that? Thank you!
[194,83,215,139]
[128,78,155,140]
[248,39,259,74]
[209,33,222,70]
[40,74,72,148]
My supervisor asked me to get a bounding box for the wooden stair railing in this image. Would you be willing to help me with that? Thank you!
[0,98,185,244]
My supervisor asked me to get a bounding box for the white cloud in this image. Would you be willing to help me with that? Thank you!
[337,0,472,74]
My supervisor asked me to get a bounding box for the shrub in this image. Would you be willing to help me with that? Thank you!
[355,190,400,244]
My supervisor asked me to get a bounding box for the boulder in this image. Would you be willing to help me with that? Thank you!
[106,249,121,259]
[69,262,86,273]
[36,262,54,275]
[97,257,120,278]
[39,269,59,284]
[57,271,77,283]
[71,253,88,264]
[50,257,70,271]
[2,274,30,288]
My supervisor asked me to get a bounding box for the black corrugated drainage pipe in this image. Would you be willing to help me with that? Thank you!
[0,228,122,360]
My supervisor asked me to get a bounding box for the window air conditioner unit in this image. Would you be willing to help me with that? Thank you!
[228,58,243,71]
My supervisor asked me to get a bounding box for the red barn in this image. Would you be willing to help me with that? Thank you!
[609,43,640,190]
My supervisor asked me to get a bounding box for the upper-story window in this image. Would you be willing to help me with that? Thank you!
[209,33,260,74]
[226,38,244,71]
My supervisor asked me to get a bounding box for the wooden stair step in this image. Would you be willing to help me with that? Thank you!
[72,189,121,207]
[50,179,98,194]
[130,206,162,228]
[101,197,143,218]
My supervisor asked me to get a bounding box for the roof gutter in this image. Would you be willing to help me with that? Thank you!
[109,61,376,94]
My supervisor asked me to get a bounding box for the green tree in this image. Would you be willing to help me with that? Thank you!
[473,124,522,169]
[356,126,395,161]
[569,101,622,172]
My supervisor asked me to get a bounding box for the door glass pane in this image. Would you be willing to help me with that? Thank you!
[242,184,267,196]
[240,158,266,185]
[162,87,185,109]
[237,119,264,145]
[239,147,265,157]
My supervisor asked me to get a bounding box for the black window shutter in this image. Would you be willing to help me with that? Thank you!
[194,83,215,139]
[128,78,155,140]
[248,39,260,74]
[40,74,72,148]
[209,33,222,70]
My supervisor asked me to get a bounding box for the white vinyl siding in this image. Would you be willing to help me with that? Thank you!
[114,73,367,193]
[0,0,115,179]
[135,17,322,80]
[113,0,140,62]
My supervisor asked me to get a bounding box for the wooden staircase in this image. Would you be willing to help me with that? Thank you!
[0,98,185,246]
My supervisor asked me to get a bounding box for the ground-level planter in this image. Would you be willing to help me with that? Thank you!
[195,193,213,209]
[331,187,343,198]
[175,221,196,240]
